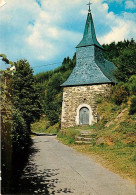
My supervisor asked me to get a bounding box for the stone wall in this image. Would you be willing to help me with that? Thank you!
[61,84,111,129]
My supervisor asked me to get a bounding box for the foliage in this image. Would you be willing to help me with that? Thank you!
[1,69,13,192]
[0,53,14,65]
[44,73,63,125]
[103,39,136,82]
[129,96,136,114]
[12,59,42,132]
[34,55,75,85]
[114,45,136,82]
[1,56,43,193]
[31,117,59,134]
[31,117,49,133]
[34,54,76,125]
[35,70,53,84]
[12,110,30,153]
[110,75,136,113]
[111,83,129,105]
[127,75,136,95]
[1,57,43,154]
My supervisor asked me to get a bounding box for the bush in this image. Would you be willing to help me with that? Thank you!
[111,83,129,105]
[128,75,136,95]
[129,96,136,114]
[47,110,59,126]
[12,110,30,153]
[44,73,63,125]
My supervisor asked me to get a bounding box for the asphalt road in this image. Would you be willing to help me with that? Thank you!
[22,136,135,195]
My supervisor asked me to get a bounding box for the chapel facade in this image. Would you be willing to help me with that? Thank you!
[61,6,116,129]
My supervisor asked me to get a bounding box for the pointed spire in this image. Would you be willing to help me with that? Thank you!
[76,8,103,49]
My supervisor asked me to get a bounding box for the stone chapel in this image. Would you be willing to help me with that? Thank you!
[61,6,116,129]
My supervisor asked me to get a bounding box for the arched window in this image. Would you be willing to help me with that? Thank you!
[79,107,89,125]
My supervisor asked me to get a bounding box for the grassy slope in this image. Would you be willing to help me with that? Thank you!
[58,100,136,182]
[31,101,136,182]
[31,117,59,134]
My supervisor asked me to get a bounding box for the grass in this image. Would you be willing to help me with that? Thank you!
[73,143,136,182]
[31,117,49,133]
[57,127,80,145]
[58,126,136,182]
[31,117,58,134]
[90,144,135,180]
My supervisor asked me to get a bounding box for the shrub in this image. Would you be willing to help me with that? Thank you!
[129,96,136,114]
[111,83,129,105]
[12,110,30,153]
[128,75,136,95]
[46,110,59,126]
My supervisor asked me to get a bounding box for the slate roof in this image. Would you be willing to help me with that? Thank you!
[61,60,116,87]
[76,12,103,49]
[61,10,116,87]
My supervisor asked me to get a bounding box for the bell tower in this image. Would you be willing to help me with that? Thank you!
[61,4,116,129]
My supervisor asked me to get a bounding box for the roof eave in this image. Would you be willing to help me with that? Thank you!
[61,81,114,87]
[76,43,104,50]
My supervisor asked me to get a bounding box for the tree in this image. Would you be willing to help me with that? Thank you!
[129,96,136,114]
[114,45,136,82]
[0,53,14,65]
[0,54,14,193]
[44,73,63,125]
[1,69,13,193]
[12,59,42,132]
[103,39,136,82]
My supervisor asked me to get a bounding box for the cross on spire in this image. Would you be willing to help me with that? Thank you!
[87,1,92,12]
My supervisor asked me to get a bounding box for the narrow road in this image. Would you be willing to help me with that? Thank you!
[21,136,135,195]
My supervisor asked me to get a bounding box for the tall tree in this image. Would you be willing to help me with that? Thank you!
[44,73,63,125]
[1,69,13,193]
[12,59,42,132]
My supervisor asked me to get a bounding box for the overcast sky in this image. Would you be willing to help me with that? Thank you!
[0,0,136,74]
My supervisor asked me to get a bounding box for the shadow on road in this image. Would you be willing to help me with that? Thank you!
[6,138,73,194]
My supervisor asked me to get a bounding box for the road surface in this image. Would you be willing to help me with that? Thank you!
[21,136,135,195]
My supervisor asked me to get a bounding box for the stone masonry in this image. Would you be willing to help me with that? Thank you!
[61,84,111,129]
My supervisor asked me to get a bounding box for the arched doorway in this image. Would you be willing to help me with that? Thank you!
[79,107,89,125]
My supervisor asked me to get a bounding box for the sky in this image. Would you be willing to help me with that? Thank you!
[0,0,136,74]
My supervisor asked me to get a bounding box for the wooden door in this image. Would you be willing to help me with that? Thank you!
[79,107,89,125]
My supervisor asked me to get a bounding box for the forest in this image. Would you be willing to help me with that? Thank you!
[1,39,136,193]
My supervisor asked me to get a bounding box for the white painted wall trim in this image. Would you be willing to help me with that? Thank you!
[75,104,94,125]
